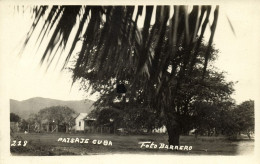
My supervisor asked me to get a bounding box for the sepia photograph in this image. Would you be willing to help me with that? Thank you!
[0,1,259,163]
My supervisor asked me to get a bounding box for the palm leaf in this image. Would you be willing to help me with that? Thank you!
[226,14,236,37]
[19,5,220,104]
[40,6,81,65]
[203,6,219,78]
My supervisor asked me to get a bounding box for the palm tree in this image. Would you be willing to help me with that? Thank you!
[21,5,219,146]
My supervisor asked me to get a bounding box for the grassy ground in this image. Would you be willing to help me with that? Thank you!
[10,132,254,156]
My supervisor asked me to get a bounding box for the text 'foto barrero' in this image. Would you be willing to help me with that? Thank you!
[138,141,192,151]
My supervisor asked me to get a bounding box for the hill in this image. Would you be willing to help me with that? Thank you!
[10,97,95,119]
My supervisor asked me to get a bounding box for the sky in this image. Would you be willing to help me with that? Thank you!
[0,4,260,104]
[213,4,260,104]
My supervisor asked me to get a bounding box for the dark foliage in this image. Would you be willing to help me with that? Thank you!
[21,5,222,145]
[10,113,21,122]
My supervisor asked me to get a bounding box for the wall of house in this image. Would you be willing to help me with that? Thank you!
[75,113,88,131]
[75,118,85,131]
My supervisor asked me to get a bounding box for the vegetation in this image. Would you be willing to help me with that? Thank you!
[87,43,235,137]
[10,113,21,122]
[225,100,254,139]
[18,119,29,132]
[39,106,76,132]
[25,106,76,133]
[234,100,254,139]
[19,5,254,146]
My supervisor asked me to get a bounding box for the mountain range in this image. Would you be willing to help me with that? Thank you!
[10,97,95,119]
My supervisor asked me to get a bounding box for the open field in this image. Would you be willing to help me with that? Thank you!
[10,132,254,156]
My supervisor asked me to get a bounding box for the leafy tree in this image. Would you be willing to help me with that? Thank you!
[87,42,234,136]
[177,68,235,135]
[233,100,254,139]
[24,106,76,133]
[10,113,21,122]
[18,119,29,132]
[27,113,42,132]
[190,101,234,136]
[21,5,220,145]
[94,106,163,133]
[93,107,122,133]
[218,100,254,140]
[38,106,76,132]
[26,113,41,132]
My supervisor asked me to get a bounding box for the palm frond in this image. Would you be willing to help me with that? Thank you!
[20,5,220,101]
[203,6,219,78]
[226,14,236,37]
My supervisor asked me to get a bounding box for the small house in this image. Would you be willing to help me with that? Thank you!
[74,113,96,132]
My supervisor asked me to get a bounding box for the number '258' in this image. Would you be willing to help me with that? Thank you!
[11,140,28,147]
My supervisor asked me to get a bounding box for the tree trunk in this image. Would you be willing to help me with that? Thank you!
[56,124,58,133]
[66,125,68,133]
[247,130,251,139]
[40,123,42,132]
[47,123,49,132]
[166,115,181,146]
[147,125,153,134]
[195,130,198,138]
[247,132,251,139]
[167,126,180,146]
[113,122,116,134]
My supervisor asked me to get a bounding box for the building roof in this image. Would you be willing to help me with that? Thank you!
[75,113,88,120]
[75,113,96,121]
[84,116,96,121]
